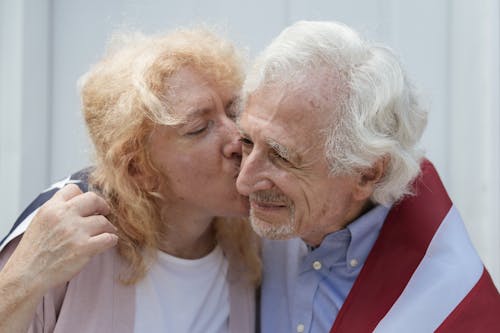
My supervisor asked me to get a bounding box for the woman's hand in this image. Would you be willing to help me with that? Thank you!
[0,184,118,332]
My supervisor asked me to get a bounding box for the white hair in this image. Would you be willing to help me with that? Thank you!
[243,21,428,205]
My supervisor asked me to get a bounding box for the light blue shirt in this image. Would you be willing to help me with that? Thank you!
[260,205,390,333]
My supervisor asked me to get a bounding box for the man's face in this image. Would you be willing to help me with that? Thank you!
[236,82,365,245]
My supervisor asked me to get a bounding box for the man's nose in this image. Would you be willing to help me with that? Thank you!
[236,151,273,196]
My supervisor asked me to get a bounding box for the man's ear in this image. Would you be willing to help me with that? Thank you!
[353,156,388,201]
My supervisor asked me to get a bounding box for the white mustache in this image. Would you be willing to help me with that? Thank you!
[250,191,291,205]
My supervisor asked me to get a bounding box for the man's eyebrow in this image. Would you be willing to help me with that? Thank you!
[266,138,300,163]
[236,125,301,164]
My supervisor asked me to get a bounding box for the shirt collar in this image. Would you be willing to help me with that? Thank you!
[345,204,390,270]
[300,204,391,273]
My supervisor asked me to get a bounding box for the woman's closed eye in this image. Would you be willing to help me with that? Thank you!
[185,120,213,136]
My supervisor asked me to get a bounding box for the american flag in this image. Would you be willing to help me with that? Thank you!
[330,160,500,332]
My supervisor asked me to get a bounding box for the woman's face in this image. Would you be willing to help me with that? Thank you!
[148,67,249,219]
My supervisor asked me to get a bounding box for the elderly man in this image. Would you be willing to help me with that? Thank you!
[236,21,500,332]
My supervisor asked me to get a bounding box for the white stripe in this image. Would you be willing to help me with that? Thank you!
[0,208,40,252]
[43,176,74,192]
[0,176,79,252]
[374,206,483,332]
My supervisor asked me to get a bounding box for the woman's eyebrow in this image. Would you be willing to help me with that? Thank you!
[179,107,211,123]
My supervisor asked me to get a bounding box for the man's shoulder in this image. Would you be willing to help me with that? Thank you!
[67,167,94,192]
[0,167,94,250]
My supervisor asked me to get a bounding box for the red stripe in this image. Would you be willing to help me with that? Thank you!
[330,160,452,332]
[435,268,500,332]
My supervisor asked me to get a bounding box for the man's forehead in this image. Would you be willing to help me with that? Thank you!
[248,86,311,118]
[240,84,331,133]
[238,89,288,134]
[238,86,329,156]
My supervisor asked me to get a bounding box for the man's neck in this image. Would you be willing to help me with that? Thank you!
[302,199,374,247]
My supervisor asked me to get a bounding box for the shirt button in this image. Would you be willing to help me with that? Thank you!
[312,260,322,270]
[350,258,359,267]
[297,323,305,333]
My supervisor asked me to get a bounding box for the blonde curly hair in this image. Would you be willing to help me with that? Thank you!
[79,28,260,285]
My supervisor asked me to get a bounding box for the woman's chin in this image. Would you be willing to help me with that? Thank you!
[226,196,251,218]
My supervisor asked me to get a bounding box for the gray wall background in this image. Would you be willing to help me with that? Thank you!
[1,0,499,286]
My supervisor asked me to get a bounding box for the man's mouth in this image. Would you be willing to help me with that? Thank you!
[250,200,288,210]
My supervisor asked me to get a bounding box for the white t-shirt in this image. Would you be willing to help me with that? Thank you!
[134,245,230,333]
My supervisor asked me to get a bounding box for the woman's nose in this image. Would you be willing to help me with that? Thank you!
[222,119,242,160]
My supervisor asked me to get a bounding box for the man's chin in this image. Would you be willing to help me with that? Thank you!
[249,216,296,240]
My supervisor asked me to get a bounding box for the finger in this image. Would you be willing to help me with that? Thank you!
[85,233,119,257]
[82,215,118,237]
[51,184,83,202]
[68,191,110,217]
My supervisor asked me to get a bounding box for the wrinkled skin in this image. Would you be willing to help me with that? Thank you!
[0,184,118,332]
[236,83,380,246]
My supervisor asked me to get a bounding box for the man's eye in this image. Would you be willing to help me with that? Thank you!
[239,137,253,146]
[271,150,290,164]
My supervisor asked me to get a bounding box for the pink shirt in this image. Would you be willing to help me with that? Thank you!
[0,236,256,333]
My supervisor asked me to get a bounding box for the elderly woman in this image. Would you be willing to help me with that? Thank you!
[0,28,260,332]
